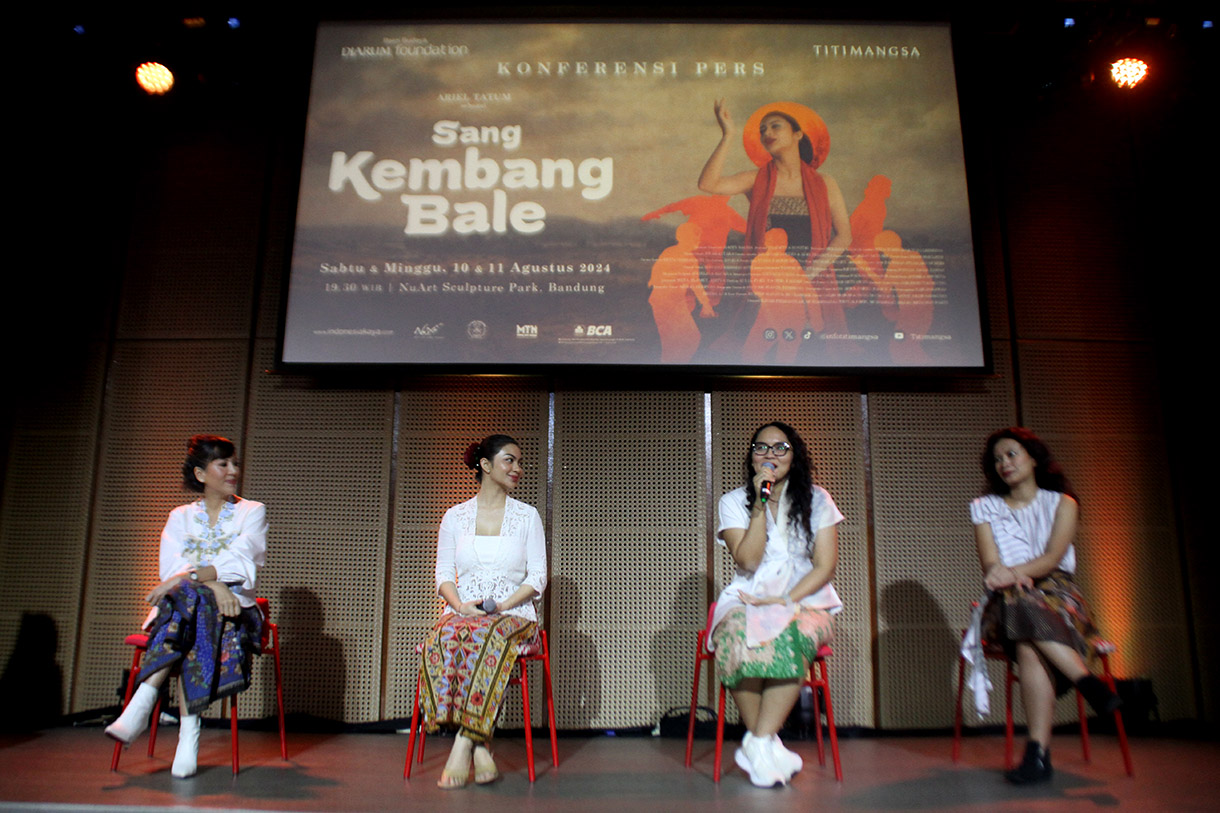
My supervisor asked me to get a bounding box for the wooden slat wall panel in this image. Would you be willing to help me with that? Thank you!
[1019,340,1191,720]
[0,342,106,719]
[551,391,707,728]
[243,340,394,722]
[870,348,1019,728]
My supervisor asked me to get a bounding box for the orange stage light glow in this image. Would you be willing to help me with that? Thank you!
[136,62,174,95]
[1110,58,1149,88]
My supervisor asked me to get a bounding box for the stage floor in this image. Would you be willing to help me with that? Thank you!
[2,727,1217,812]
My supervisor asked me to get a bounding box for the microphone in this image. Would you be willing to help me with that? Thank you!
[478,598,498,614]
[760,461,777,503]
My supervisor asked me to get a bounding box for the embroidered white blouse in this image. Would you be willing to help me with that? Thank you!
[159,497,267,609]
[434,496,548,623]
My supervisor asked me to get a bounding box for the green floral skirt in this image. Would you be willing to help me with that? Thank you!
[711,606,833,688]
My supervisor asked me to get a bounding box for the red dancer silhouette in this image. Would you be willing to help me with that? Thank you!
[742,228,822,364]
[642,196,746,306]
[845,175,893,307]
[648,221,717,362]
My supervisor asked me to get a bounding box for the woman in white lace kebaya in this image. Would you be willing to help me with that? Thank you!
[421,434,548,789]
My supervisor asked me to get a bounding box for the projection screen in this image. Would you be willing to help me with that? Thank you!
[281,21,985,370]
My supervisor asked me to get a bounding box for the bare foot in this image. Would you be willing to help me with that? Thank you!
[473,744,500,784]
[438,734,473,789]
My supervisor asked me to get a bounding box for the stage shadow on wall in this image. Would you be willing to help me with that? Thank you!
[0,613,63,733]
[278,588,346,729]
[877,580,959,729]
[550,576,601,731]
[651,573,705,727]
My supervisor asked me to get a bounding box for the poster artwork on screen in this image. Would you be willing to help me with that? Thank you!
[282,22,985,369]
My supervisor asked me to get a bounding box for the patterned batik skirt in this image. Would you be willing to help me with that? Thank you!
[420,613,537,743]
[711,606,833,689]
[138,581,262,715]
[981,569,1100,695]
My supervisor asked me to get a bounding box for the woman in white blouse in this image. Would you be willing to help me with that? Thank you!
[711,421,841,787]
[422,434,547,789]
[105,435,266,778]
[971,427,1119,784]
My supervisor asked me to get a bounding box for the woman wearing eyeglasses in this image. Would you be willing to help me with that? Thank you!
[710,421,842,788]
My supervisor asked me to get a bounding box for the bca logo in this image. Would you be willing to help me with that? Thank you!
[585,325,612,336]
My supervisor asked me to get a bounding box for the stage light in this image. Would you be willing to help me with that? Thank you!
[136,62,174,95]
[228,17,241,29]
[73,24,85,35]
[1110,57,1148,88]
[1204,20,1213,29]
[1064,18,1076,28]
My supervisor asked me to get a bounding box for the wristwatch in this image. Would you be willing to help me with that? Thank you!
[188,569,199,582]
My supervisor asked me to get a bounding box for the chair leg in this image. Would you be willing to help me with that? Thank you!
[812,678,825,766]
[230,694,240,775]
[818,659,843,782]
[271,626,287,760]
[685,640,705,768]
[1077,690,1092,762]
[1004,660,1016,770]
[1100,654,1134,777]
[713,682,726,783]
[540,637,559,769]
[952,653,966,762]
[110,648,145,771]
[404,672,423,779]
[520,660,536,782]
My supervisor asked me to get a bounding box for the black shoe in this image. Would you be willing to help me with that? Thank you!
[1005,741,1053,785]
[1077,675,1123,715]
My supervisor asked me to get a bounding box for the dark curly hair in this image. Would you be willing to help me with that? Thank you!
[981,427,1076,501]
[463,434,520,482]
[182,434,237,493]
[742,421,817,543]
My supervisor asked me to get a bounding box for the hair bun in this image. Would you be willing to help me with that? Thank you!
[462,442,481,469]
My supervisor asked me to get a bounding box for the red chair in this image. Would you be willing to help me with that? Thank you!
[953,633,1133,776]
[684,602,842,782]
[404,629,558,782]
[110,596,287,774]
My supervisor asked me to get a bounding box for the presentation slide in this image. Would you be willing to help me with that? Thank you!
[281,21,985,370]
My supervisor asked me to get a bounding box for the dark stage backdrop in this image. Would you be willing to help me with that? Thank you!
[282,22,984,371]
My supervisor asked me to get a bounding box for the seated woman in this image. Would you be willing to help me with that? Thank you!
[711,421,842,787]
[105,435,266,778]
[970,427,1120,784]
[421,434,547,788]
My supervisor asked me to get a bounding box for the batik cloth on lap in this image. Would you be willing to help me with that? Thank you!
[138,581,262,714]
[981,569,1100,695]
[420,613,537,743]
[711,605,833,689]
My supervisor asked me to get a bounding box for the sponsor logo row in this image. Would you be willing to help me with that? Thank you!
[412,322,614,339]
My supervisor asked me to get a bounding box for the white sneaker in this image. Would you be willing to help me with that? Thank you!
[171,715,200,778]
[105,683,158,745]
[769,734,802,779]
[734,732,786,788]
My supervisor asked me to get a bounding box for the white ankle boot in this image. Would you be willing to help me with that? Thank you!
[171,714,201,778]
[105,683,158,745]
